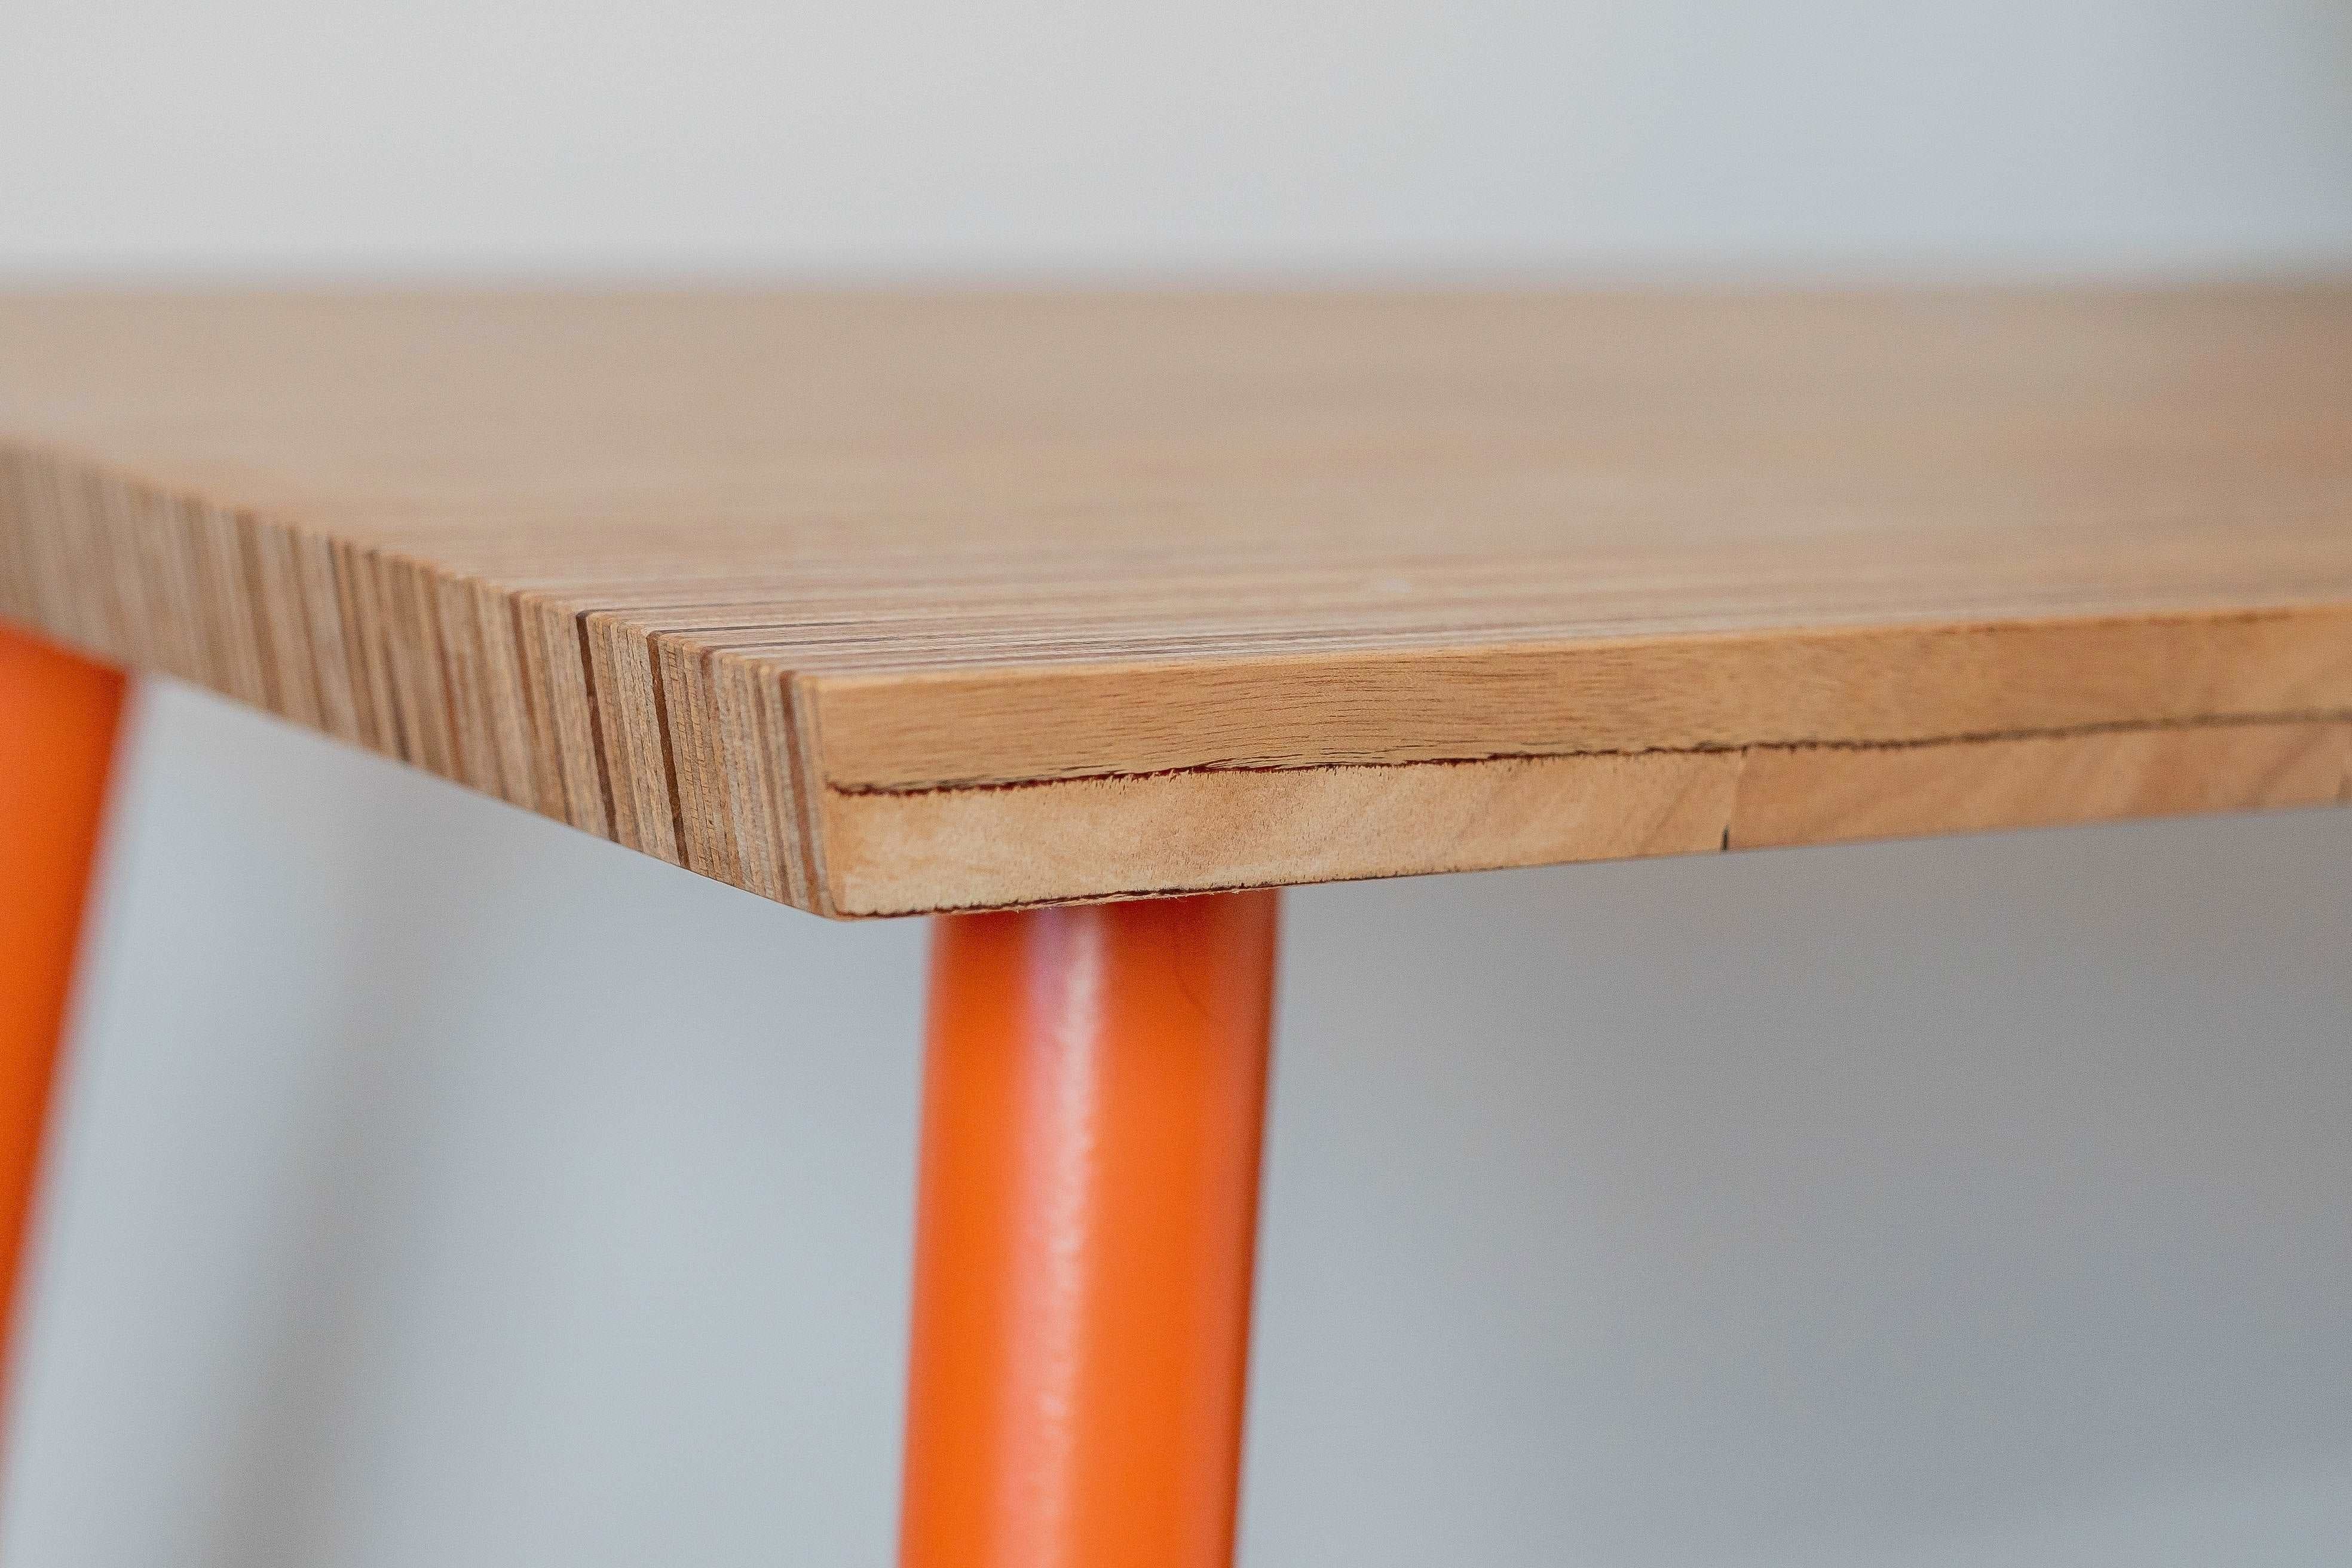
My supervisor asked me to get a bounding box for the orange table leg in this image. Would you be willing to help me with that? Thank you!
[900,890,1280,1568]
[0,626,126,1391]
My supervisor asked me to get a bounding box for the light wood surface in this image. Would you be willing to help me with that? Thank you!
[3,287,2348,915]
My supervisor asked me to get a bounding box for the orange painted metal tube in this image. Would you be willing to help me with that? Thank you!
[900,890,1280,1568]
[0,626,125,1367]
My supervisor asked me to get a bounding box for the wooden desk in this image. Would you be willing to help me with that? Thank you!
[5,287,2349,1564]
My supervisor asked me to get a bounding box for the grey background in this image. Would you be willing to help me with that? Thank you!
[5,3,2351,1563]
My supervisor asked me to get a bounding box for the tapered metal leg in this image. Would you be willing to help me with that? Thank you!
[899,891,1280,1568]
[0,627,126,1401]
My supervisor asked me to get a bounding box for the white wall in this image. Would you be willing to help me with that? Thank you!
[10,0,2352,277]
[6,5,2352,1564]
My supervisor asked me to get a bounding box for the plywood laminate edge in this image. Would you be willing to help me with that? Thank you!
[5,438,2350,917]
[0,439,838,911]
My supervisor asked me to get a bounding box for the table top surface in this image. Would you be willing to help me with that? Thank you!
[3,286,2348,916]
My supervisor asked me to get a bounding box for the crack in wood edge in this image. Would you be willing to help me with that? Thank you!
[823,707,2352,798]
[822,715,2352,917]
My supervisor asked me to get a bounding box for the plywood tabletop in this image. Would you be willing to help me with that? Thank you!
[3,286,2349,916]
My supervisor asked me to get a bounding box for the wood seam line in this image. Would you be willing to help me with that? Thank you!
[819,706,2352,798]
[568,608,621,840]
[642,632,694,867]
[727,657,814,909]
[505,593,555,818]
[779,670,834,915]
[834,715,2350,918]
[230,509,283,716]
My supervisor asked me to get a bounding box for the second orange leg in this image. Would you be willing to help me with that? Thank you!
[0,626,126,1407]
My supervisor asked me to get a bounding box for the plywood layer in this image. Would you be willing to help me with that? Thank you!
[2,287,2348,915]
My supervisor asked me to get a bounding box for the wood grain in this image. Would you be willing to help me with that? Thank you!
[2,287,2348,915]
